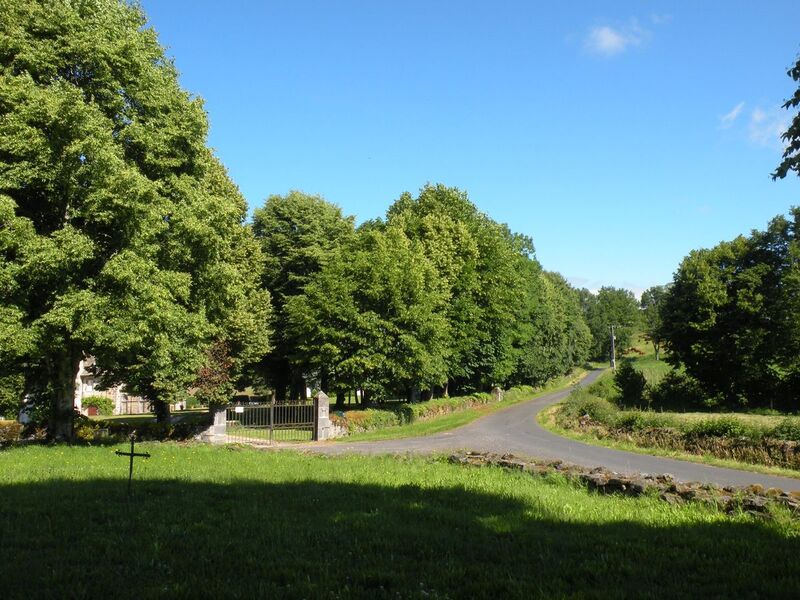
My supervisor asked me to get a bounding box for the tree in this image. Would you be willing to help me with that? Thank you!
[582,287,641,361]
[773,53,800,180]
[0,0,270,434]
[286,224,449,402]
[659,209,800,409]
[640,285,669,360]
[252,191,354,400]
[386,184,523,393]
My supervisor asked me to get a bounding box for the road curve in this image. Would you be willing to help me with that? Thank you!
[289,369,800,492]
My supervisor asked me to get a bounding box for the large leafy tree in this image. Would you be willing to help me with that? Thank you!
[252,191,354,400]
[0,0,270,435]
[659,210,800,409]
[286,224,449,402]
[386,184,523,393]
[773,53,800,180]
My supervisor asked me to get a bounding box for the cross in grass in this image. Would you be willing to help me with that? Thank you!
[115,432,150,496]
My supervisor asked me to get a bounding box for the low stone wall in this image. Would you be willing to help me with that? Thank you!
[448,451,800,518]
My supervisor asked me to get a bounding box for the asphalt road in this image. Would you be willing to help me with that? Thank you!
[291,369,800,492]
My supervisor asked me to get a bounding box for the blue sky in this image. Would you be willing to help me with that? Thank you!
[141,0,800,296]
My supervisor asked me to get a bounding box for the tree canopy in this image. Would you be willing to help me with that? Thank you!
[773,53,800,180]
[659,209,800,410]
[252,191,354,400]
[581,287,641,361]
[0,0,270,433]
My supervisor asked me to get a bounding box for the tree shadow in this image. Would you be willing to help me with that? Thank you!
[1,478,797,598]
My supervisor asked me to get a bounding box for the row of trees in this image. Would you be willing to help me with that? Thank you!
[254,186,595,404]
[0,0,647,434]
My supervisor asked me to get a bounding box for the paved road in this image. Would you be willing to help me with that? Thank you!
[290,369,800,491]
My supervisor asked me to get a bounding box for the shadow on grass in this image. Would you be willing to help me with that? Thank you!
[1,478,798,599]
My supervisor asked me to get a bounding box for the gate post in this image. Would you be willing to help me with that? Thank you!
[201,405,227,444]
[313,391,331,441]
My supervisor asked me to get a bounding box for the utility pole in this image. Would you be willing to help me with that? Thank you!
[610,324,616,371]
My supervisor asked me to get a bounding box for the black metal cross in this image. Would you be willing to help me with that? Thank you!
[115,432,150,496]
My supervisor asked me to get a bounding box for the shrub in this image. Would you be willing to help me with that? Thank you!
[587,375,617,401]
[769,418,800,442]
[613,411,675,432]
[648,370,712,411]
[558,389,618,426]
[82,395,115,416]
[614,361,647,408]
[686,416,761,441]
[0,420,23,445]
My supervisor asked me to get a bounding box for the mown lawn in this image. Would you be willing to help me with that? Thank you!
[1,444,798,599]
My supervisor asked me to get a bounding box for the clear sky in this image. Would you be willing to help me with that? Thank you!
[141,0,800,296]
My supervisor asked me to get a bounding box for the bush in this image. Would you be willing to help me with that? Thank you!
[587,375,617,401]
[648,370,714,411]
[769,418,800,442]
[0,420,23,445]
[614,361,647,408]
[82,395,115,416]
[686,416,761,441]
[558,389,618,426]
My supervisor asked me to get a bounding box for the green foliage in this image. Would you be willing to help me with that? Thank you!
[581,287,641,361]
[647,370,713,411]
[685,417,761,441]
[81,395,114,416]
[287,223,450,399]
[659,209,800,410]
[640,285,668,359]
[768,418,800,442]
[557,389,618,425]
[0,0,271,434]
[613,360,648,407]
[252,191,354,398]
[0,373,23,419]
[772,53,800,180]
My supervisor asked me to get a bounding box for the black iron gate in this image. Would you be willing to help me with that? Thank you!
[226,399,316,443]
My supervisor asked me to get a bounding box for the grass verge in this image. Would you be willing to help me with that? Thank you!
[1,443,798,598]
[538,404,800,481]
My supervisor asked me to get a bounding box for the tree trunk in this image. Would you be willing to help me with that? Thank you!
[290,370,306,401]
[51,352,81,440]
[443,381,449,398]
[335,391,345,408]
[320,369,330,395]
[152,399,170,423]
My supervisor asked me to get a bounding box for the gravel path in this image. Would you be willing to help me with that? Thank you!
[287,369,800,491]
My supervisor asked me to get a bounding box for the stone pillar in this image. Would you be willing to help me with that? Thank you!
[313,391,331,441]
[200,406,227,444]
[491,387,504,403]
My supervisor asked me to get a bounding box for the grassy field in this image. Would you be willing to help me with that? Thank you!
[1,444,798,599]
[339,368,591,442]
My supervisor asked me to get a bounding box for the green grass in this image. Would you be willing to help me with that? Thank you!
[538,404,800,480]
[90,408,209,425]
[1,444,798,599]
[338,369,590,442]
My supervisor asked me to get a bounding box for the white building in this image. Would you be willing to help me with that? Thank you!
[73,357,149,416]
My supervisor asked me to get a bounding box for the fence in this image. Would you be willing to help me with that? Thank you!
[225,399,317,443]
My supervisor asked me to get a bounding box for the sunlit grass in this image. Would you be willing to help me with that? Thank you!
[1,444,798,598]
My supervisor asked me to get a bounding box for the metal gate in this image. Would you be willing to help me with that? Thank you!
[225,399,316,443]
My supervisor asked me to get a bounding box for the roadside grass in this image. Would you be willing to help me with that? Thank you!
[1,444,798,598]
[338,368,590,442]
[538,404,800,480]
